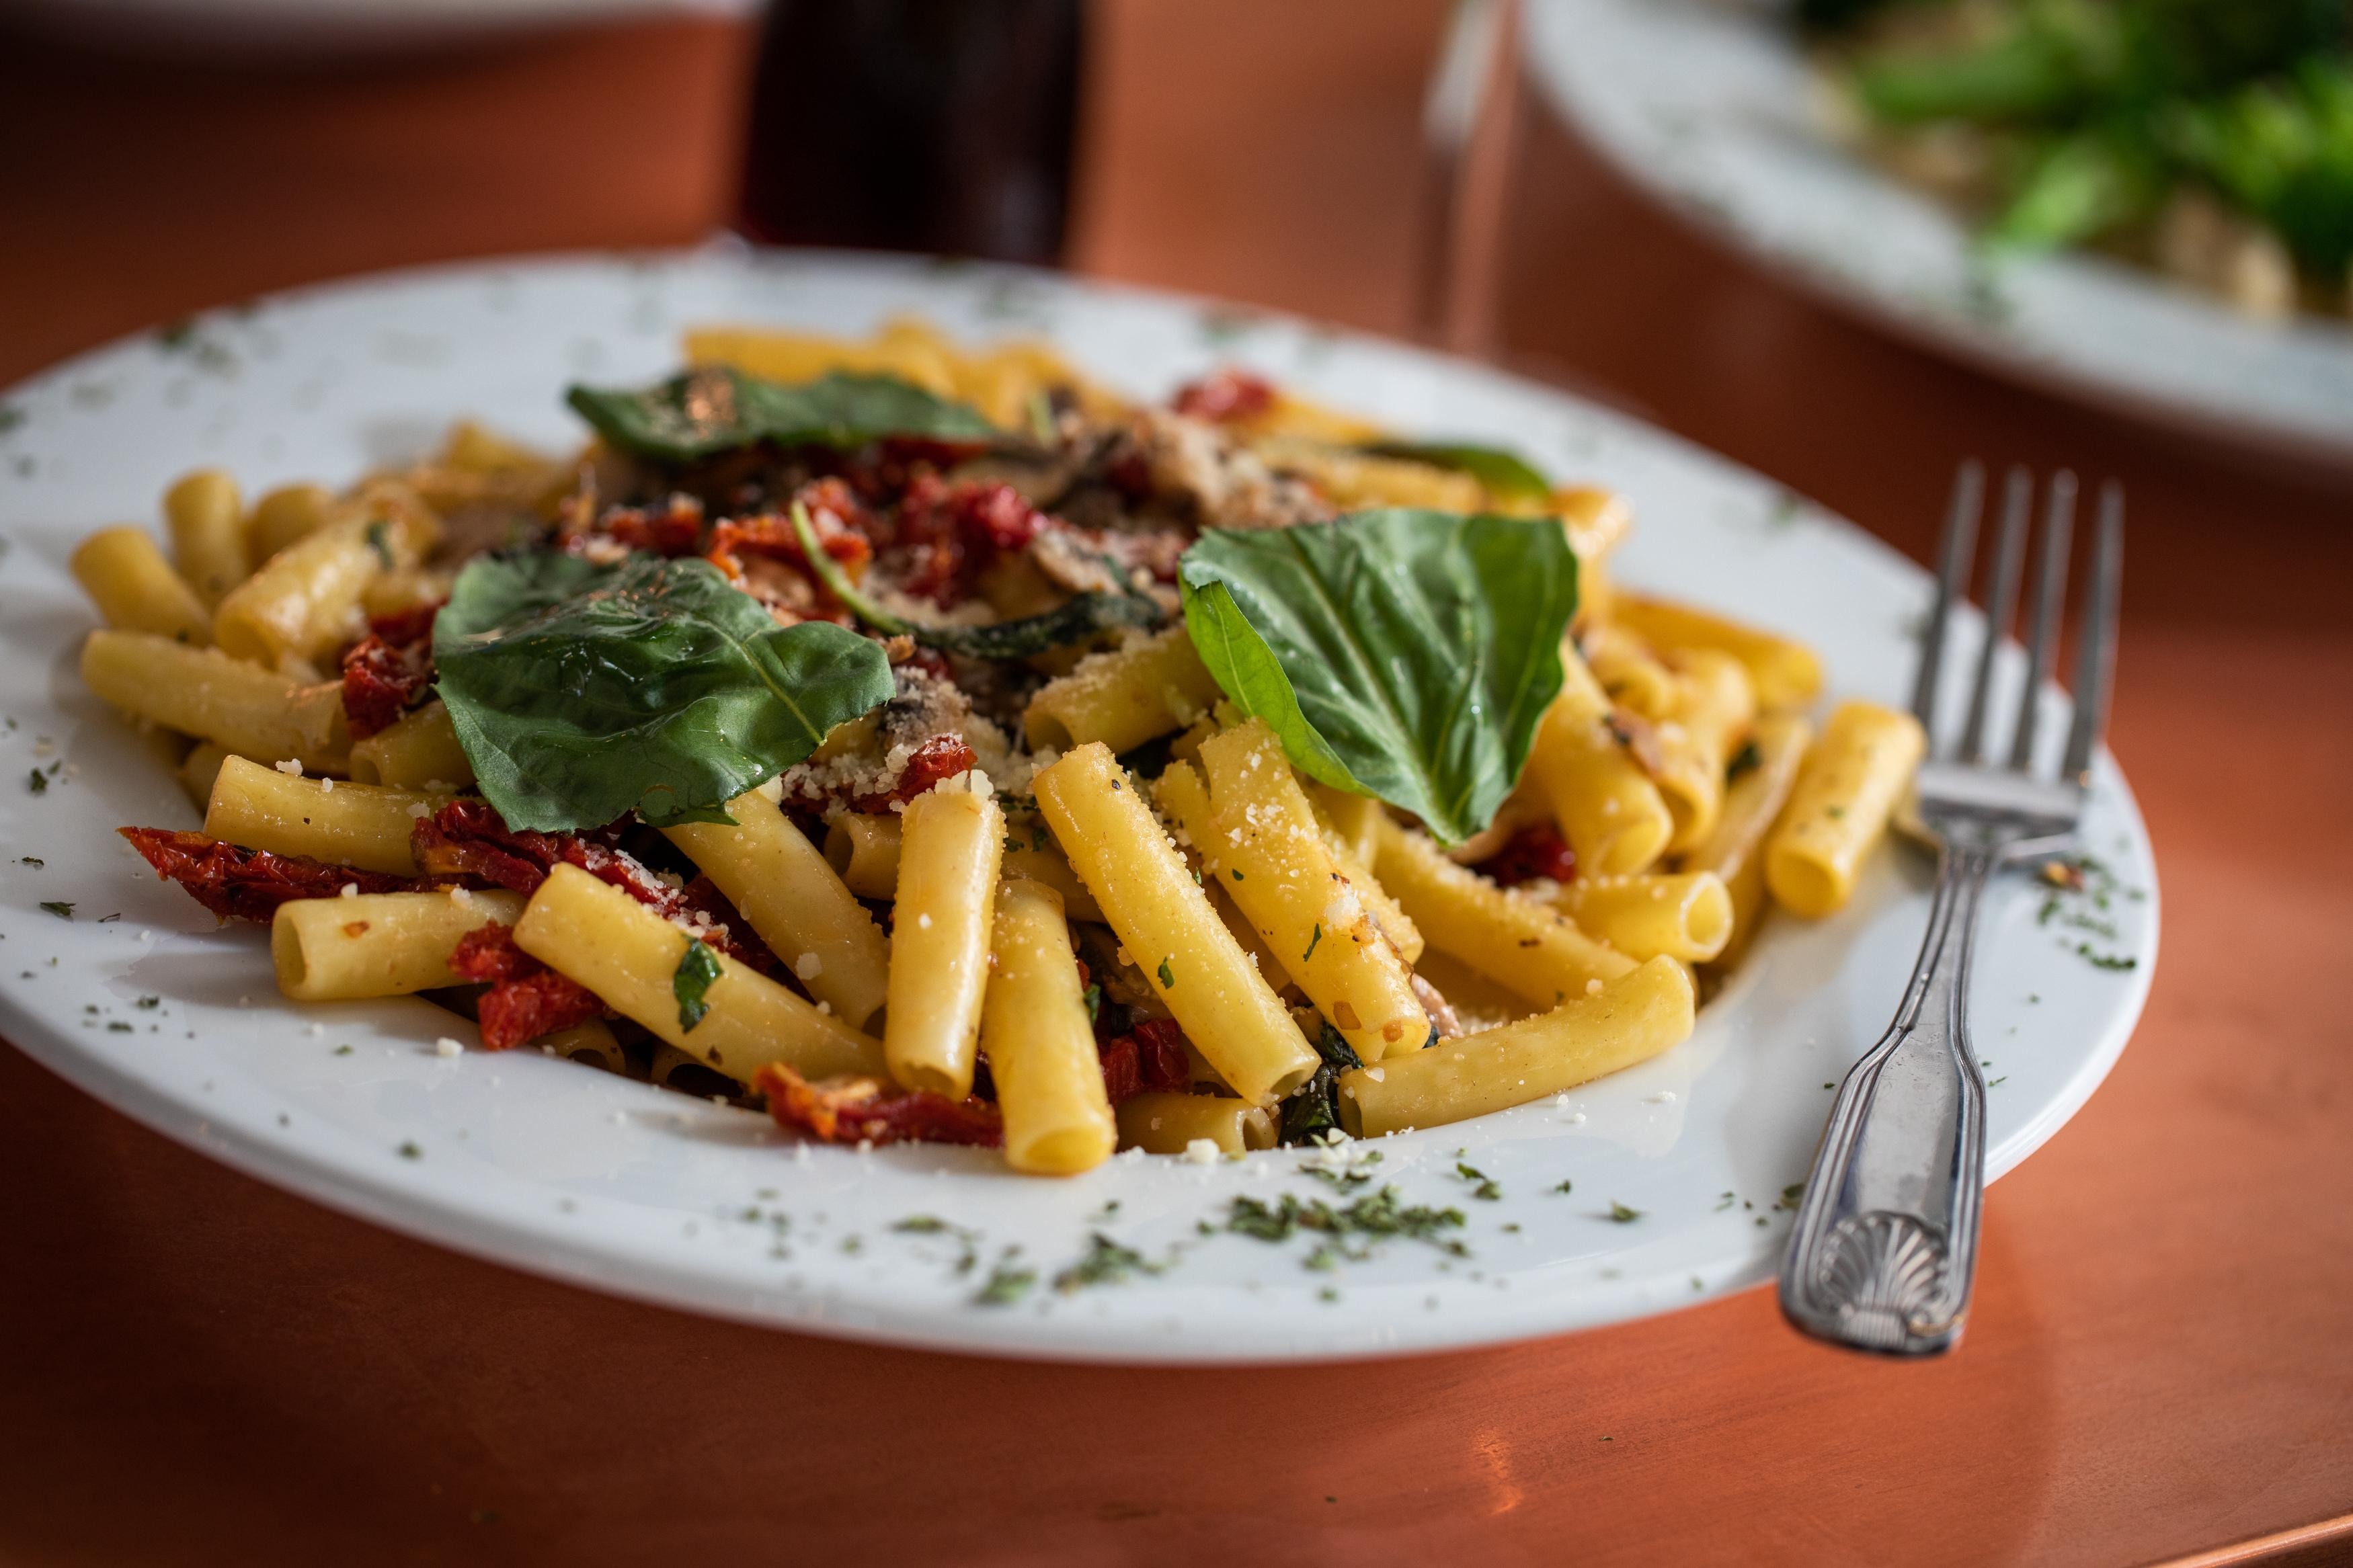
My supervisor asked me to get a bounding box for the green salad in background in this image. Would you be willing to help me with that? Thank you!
[1800,0,2353,317]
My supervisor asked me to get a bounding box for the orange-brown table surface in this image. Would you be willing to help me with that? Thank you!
[2,7,2348,1565]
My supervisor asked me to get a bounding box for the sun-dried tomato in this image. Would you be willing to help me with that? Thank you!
[120,828,423,923]
[1171,369,1275,423]
[847,733,978,815]
[1096,1017,1193,1104]
[340,633,434,739]
[1476,823,1578,889]
[446,920,610,1050]
[703,477,877,595]
[882,473,1050,606]
[754,1063,1003,1149]
[366,601,443,649]
[568,494,707,558]
[410,800,776,971]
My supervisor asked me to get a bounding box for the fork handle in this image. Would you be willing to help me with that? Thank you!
[1779,838,1997,1356]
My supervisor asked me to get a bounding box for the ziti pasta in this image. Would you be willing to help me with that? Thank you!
[75,325,1915,1177]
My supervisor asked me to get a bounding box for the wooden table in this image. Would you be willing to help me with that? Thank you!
[3,6,2348,1564]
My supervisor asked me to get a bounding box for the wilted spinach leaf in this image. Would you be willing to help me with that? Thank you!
[434,550,895,832]
[1178,509,1577,845]
[1357,440,1552,502]
[566,366,998,464]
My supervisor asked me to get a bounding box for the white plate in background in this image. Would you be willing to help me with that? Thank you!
[0,247,2157,1362]
[1525,0,2353,464]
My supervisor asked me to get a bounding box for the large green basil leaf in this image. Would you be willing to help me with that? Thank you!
[566,366,998,464]
[1177,509,1577,845]
[1357,440,1552,502]
[434,550,895,832]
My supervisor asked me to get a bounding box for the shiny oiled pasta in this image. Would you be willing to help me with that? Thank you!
[73,322,1917,1178]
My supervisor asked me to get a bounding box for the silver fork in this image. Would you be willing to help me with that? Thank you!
[1778,461,2124,1356]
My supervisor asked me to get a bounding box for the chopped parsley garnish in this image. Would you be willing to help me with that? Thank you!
[1303,923,1322,962]
[397,1141,422,1159]
[26,769,46,795]
[892,1216,950,1234]
[972,1260,1037,1307]
[135,995,159,1009]
[1725,739,1762,783]
[1455,1161,1502,1200]
[1774,1184,1804,1211]
[19,856,42,867]
[364,520,395,569]
[38,901,72,919]
[1224,1185,1468,1267]
[1230,868,1244,880]
[1606,1201,1642,1223]
[1053,1232,1160,1292]
[672,938,724,1031]
[1082,983,1101,1026]
[2071,944,2138,971]
[334,1044,354,1056]
[1156,956,1176,990]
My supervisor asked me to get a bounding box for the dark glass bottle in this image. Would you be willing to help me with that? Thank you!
[737,0,1085,265]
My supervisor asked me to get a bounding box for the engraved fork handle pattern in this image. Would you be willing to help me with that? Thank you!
[1779,835,1998,1356]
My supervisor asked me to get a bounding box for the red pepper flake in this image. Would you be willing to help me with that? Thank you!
[118,827,421,923]
[1476,824,1578,889]
[1171,369,1276,423]
[754,1062,1003,1148]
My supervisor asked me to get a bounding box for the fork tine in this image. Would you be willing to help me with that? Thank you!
[2060,481,2124,786]
[2007,471,2075,770]
[1909,460,1983,740]
[1958,467,2031,763]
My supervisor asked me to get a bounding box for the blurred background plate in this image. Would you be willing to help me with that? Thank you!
[1523,0,2353,464]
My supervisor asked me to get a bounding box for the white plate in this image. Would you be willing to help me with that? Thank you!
[0,247,2157,1363]
[1524,0,2353,464]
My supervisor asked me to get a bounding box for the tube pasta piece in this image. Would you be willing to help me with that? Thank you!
[80,630,351,772]
[1035,743,1318,1106]
[271,889,526,1001]
[204,755,448,875]
[1611,593,1824,710]
[1000,845,1102,922]
[1651,648,1757,855]
[1021,626,1221,755]
[164,469,247,608]
[1115,1093,1277,1155]
[1337,956,1693,1137]
[1148,756,1293,993]
[538,1020,626,1073]
[1685,712,1812,963]
[1372,816,1635,1009]
[1190,722,1429,1062]
[515,863,885,1084]
[665,790,890,1031]
[648,1043,740,1097]
[824,813,902,899]
[1581,624,1681,720]
[1766,701,1927,919]
[70,528,212,644]
[982,878,1117,1175]
[1300,786,1423,959]
[245,483,335,565]
[1550,873,1733,963]
[177,741,229,810]
[1523,650,1675,876]
[214,511,426,667]
[884,780,1004,1098]
[348,700,474,789]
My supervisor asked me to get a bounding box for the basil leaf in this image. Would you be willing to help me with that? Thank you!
[674,938,723,1032]
[566,366,998,464]
[1177,509,1577,846]
[435,550,895,832]
[1358,441,1552,501]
